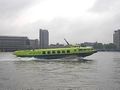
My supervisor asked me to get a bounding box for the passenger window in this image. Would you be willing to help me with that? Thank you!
[42,51,46,54]
[67,50,70,53]
[79,49,82,51]
[57,50,60,53]
[62,50,65,53]
[52,51,55,54]
[47,51,51,54]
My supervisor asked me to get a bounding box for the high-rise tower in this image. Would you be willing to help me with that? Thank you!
[39,29,49,49]
[113,29,120,50]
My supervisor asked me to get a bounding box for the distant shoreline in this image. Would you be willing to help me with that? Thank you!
[97,50,120,52]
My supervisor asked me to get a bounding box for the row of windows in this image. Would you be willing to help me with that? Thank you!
[28,48,94,55]
[41,49,93,54]
[42,50,70,54]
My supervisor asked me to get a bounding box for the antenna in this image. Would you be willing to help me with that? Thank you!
[64,38,70,45]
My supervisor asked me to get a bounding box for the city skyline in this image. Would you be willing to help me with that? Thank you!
[0,0,120,44]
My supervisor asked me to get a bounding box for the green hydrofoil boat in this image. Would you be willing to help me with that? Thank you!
[14,39,97,59]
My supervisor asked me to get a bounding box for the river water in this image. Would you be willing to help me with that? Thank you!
[0,52,120,90]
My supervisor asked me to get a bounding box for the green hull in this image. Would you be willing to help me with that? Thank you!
[14,47,97,59]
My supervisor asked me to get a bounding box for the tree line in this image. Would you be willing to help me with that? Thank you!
[81,42,117,51]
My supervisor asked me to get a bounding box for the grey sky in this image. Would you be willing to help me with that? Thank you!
[0,0,120,44]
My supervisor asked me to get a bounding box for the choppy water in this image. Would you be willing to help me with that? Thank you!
[0,52,120,90]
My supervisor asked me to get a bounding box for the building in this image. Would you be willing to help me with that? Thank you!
[0,36,30,51]
[29,39,39,49]
[49,43,65,48]
[113,29,120,50]
[81,42,95,47]
[39,29,49,49]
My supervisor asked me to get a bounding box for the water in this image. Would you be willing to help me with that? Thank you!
[0,52,120,90]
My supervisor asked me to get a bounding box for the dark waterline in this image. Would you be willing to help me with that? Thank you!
[0,52,120,90]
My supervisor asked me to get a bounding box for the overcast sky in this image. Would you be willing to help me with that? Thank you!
[0,0,120,44]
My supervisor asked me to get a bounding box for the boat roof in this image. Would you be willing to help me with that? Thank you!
[35,47,92,51]
[15,46,93,52]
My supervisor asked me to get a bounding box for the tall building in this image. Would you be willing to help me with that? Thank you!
[113,29,120,49]
[0,36,30,51]
[29,39,39,49]
[39,29,49,49]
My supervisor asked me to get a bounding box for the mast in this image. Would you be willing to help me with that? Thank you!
[64,38,70,45]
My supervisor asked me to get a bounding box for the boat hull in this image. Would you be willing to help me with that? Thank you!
[16,51,97,59]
